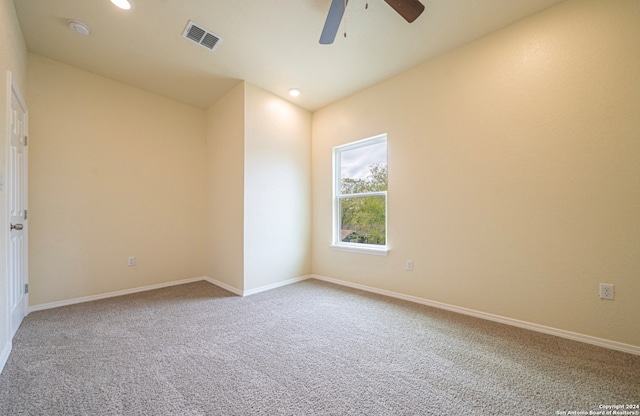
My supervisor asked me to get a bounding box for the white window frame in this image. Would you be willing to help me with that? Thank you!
[331,134,388,256]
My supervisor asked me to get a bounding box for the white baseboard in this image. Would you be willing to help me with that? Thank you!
[28,275,312,313]
[0,340,11,375]
[0,340,11,373]
[242,275,311,297]
[202,277,243,296]
[203,275,311,297]
[29,276,209,313]
[310,274,640,356]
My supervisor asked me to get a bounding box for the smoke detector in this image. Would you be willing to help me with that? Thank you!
[68,20,91,36]
[182,21,223,52]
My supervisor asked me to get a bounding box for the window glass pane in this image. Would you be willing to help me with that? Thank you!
[340,141,387,194]
[339,195,386,245]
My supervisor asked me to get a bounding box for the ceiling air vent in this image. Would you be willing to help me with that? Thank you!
[182,20,223,52]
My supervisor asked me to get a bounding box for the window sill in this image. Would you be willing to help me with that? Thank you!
[330,244,389,256]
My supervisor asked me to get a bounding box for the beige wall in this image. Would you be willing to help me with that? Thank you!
[205,82,245,291]
[205,82,312,292]
[26,66,311,304]
[0,0,28,362]
[244,83,311,291]
[311,0,640,347]
[27,54,208,305]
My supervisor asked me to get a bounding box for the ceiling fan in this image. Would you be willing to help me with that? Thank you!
[320,0,425,44]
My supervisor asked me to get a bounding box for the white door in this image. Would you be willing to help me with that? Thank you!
[8,74,28,337]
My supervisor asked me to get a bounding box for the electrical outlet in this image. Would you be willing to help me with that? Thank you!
[128,256,136,267]
[599,283,614,300]
[406,260,413,271]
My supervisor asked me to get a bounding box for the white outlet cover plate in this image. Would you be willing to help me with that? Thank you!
[599,283,614,300]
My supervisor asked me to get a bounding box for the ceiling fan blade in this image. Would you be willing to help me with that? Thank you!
[383,0,425,23]
[320,0,348,44]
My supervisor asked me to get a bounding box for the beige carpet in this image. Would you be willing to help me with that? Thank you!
[1,279,638,415]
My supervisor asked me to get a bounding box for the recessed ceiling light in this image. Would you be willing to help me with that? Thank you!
[110,0,135,10]
[68,20,91,36]
[288,88,301,97]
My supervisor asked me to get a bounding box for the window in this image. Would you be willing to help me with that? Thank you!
[332,134,388,255]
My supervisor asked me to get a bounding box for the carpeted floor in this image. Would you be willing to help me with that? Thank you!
[0,279,638,415]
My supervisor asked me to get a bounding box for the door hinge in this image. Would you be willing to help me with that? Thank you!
[24,136,28,146]
[24,283,28,294]
[24,209,28,220]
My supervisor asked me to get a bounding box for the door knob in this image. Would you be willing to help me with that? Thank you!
[10,223,23,231]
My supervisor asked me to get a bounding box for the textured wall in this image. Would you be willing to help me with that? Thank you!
[28,55,208,305]
[205,82,246,291]
[311,0,640,347]
[244,83,312,291]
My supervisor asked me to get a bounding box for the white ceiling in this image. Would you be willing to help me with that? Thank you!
[14,0,564,111]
